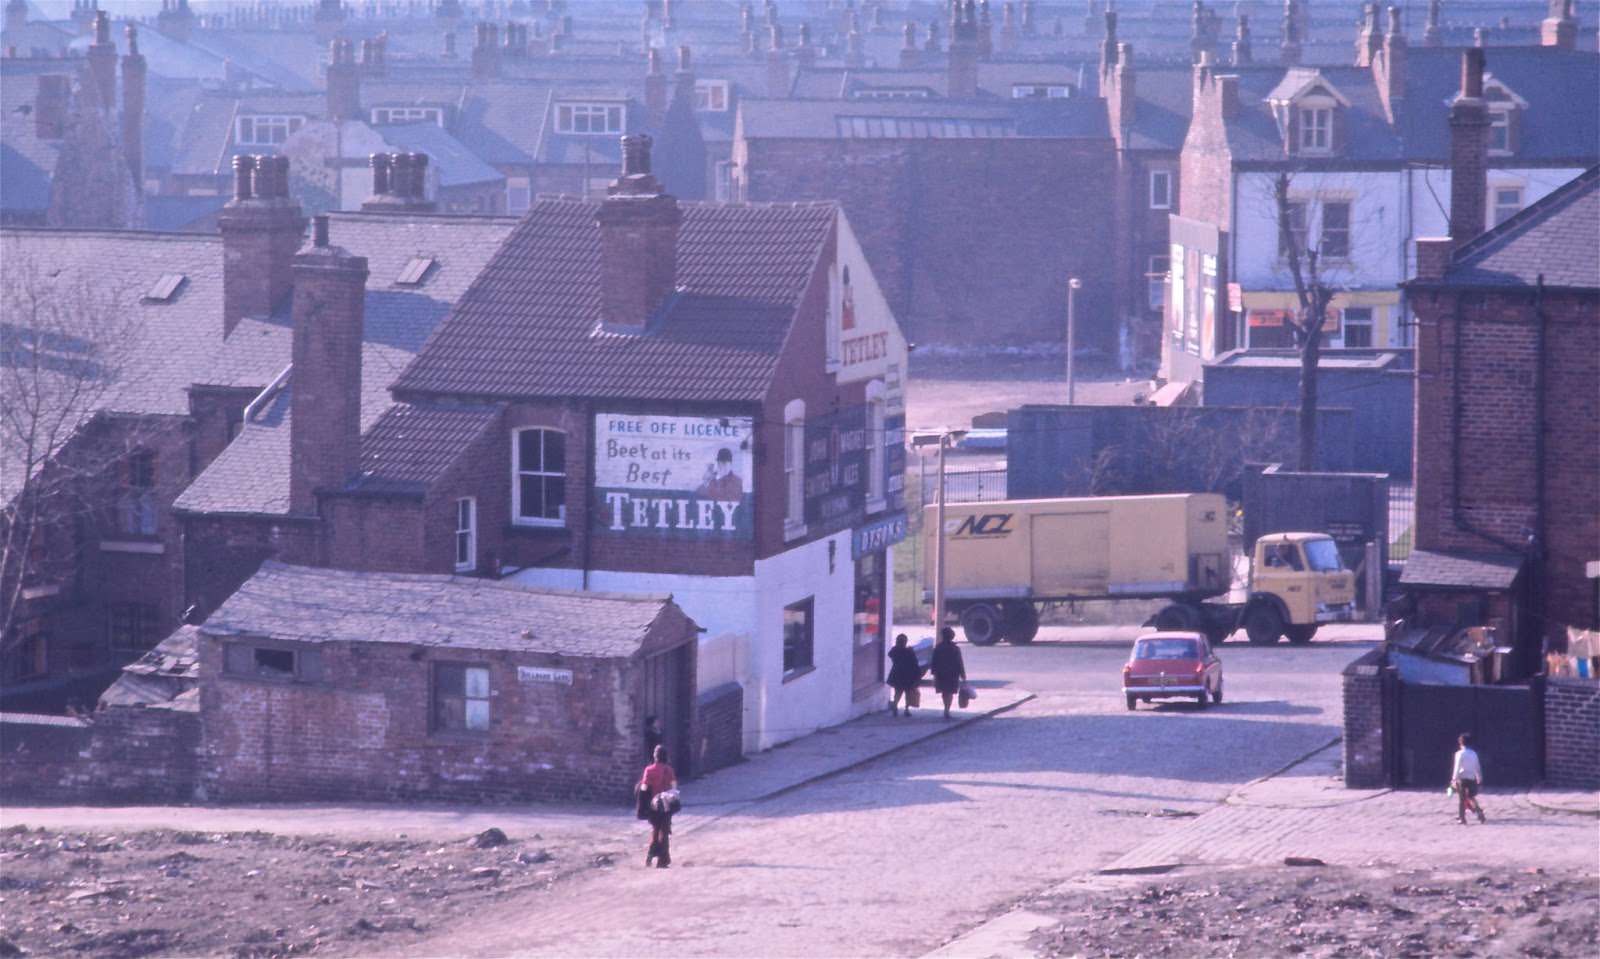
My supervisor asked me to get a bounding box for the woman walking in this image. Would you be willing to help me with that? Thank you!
[639,744,678,867]
[930,626,967,720]
[886,633,922,716]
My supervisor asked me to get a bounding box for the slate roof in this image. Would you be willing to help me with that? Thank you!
[175,211,518,517]
[393,196,838,403]
[349,402,502,496]
[1120,66,1196,153]
[1401,548,1525,591]
[202,561,690,659]
[376,120,504,188]
[1,227,225,500]
[97,625,201,711]
[1440,166,1600,290]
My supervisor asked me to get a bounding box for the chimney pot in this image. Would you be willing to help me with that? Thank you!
[233,154,256,201]
[313,214,330,247]
[370,152,390,195]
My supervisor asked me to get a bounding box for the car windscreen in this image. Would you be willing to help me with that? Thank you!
[1304,539,1344,572]
[1134,639,1199,660]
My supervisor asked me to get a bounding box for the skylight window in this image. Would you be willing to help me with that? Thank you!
[396,257,436,287]
[144,274,186,302]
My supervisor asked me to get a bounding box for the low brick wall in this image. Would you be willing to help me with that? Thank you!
[1544,677,1600,789]
[1342,647,1389,788]
[0,707,200,803]
[694,682,743,777]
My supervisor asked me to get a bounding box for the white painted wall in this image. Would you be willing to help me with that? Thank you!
[1405,165,1586,272]
[1233,170,1407,291]
[752,529,863,751]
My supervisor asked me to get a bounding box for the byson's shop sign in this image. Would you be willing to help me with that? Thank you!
[593,413,754,539]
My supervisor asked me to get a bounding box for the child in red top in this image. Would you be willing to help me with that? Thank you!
[640,745,677,868]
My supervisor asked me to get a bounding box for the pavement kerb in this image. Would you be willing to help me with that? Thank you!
[1222,735,1396,809]
[1522,789,1600,817]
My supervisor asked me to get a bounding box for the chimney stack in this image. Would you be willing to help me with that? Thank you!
[977,0,993,58]
[361,152,435,213]
[845,15,865,68]
[327,39,361,121]
[596,135,682,334]
[899,21,920,68]
[1021,0,1036,37]
[472,22,503,80]
[1099,8,1117,81]
[1111,42,1137,130]
[6,0,26,33]
[1233,14,1252,65]
[1376,5,1406,119]
[288,215,369,516]
[644,47,668,127]
[1279,0,1302,65]
[925,18,941,52]
[1541,0,1577,49]
[86,10,116,112]
[949,0,979,98]
[1424,0,1442,46]
[765,25,789,97]
[34,74,69,140]
[1355,2,1381,67]
[121,25,146,193]
[314,0,344,43]
[1448,48,1489,248]
[219,155,307,337]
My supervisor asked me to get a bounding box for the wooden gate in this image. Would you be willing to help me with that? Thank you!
[1396,680,1542,787]
[642,644,693,778]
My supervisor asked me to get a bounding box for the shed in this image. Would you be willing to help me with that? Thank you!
[197,562,700,803]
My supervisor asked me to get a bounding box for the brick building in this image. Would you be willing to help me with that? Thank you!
[1166,22,1597,390]
[198,562,699,802]
[1403,162,1599,676]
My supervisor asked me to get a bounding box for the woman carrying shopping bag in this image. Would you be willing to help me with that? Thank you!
[639,745,679,868]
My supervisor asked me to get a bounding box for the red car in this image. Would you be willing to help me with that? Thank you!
[1122,631,1223,710]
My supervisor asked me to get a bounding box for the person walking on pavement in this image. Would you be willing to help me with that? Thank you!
[930,626,967,720]
[886,633,923,717]
[1451,733,1487,824]
[640,745,678,867]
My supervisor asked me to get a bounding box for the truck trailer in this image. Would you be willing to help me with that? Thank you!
[922,493,1356,645]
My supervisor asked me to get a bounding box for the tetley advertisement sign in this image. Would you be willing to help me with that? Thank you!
[594,413,754,538]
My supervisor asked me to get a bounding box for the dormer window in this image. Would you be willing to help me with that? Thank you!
[236,114,304,146]
[1299,105,1332,152]
[694,80,729,112]
[372,106,444,126]
[1481,79,1526,156]
[556,102,624,135]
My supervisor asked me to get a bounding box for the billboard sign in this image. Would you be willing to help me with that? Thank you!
[594,413,754,538]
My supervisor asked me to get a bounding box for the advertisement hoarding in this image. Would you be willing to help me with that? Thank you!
[594,413,754,539]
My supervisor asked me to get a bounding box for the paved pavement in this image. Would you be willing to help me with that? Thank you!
[931,741,1600,959]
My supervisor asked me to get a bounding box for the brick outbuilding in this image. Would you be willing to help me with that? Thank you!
[198,561,700,803]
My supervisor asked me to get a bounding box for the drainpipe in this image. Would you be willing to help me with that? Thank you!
[582,399,594,591]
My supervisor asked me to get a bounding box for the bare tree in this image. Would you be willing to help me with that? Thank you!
[1271,170,1337,472]
[0,257,157,663]
[1077,405,1293,497]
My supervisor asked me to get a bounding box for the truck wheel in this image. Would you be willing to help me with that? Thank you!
[1243,605,1284,645]
[1002,601,1039,644]
[1153,603,1201,631]
[1285,625,1318,645]
[960,604,1005,646]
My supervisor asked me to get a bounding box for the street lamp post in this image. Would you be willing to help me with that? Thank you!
[913,429,966,641]
[1066,276,1082,405]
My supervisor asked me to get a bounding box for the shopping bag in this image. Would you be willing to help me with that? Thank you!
[905,685,921,708]
[958,681,977,709]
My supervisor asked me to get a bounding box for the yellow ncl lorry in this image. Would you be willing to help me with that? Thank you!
[922,493,1356,645]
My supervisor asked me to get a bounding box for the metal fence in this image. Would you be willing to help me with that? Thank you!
[1389,482,1415,565]
[917,465,1009,505]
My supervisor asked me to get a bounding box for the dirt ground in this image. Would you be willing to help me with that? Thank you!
[1029,863,1599,959]
[0,824,615,959]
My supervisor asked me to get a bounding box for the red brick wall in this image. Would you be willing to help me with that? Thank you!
[180,514,320,623]
[324,496,426,572]
[0,708,200,802]
[1412,286,1600,632]
[738,135,1117,349]
[199,637,659,803]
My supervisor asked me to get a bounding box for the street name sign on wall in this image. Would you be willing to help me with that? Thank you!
[517,666,573,685]
[594,413,754,538]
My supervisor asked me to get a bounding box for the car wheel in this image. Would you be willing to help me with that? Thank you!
[1244,605,1284,645]
[1001,601,1040,644]
[1285,624,1317,645]
[1125,694,1137,711]
[1212,682,1224,704]
[960,604,1005,646]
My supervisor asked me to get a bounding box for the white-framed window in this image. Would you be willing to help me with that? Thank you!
[371,106,443,126]
[1320,200,1351,259]
[1279,200,1309,258]
[433,663,491,733]
[1339,307,1374,348]
[865,382,886,509]
[1147,255,1169,312]
[555,102,624,134]
[1493,186,1523,227]
[1298,106,1331,152]
[235,114,303,146]
[454,497,476,572]
[852,87,933,100]
[695,79,729,112]
[512,428,566,526]
[1148,169,1172,210]
[783,399,806,534]
[1011,84,1071,98]
[117,450,158,537]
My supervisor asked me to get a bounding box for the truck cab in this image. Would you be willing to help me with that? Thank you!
[1242,533,1357,644]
